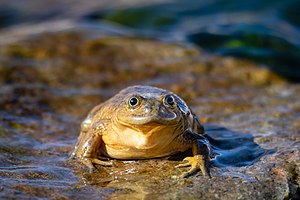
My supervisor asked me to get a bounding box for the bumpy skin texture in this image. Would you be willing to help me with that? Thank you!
[70,85,212,177]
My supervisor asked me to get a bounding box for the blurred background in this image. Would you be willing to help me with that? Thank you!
[1,0,300,81]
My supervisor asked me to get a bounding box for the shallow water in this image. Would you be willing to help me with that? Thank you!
[0,33,299,199]
[205,125,274,168]
[0,1,299,199]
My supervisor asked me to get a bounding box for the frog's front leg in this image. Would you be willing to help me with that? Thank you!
[70,121,113,172]
[79,133,113,172]
[176,132,211,178]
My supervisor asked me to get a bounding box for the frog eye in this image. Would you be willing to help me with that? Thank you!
[164,95,176,107]
[128,96,140,107]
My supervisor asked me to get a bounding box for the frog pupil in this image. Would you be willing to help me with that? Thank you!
[166,95,175,106]
[129,97,138,106]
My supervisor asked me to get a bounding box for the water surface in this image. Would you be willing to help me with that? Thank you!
[0,1,299,199]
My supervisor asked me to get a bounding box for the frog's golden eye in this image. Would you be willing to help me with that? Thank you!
[164,95,176,107]
[128,96,140,108]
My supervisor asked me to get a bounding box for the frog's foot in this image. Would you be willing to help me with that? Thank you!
[176,155,210,178]
[81,158,113,173]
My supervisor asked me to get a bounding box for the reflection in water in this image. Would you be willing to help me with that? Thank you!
[107,180,150,200]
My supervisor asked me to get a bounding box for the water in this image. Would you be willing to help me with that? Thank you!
[86,0,300,81]
[0,1,299,199]
[1,1,300,82]
[205,125,274,167]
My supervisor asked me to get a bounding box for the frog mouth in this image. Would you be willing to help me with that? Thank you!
[117,109,179,126]
[130,114,178,125]
[118,112,178,126]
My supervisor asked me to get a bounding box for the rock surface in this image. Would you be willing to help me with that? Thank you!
[0,30,299,199]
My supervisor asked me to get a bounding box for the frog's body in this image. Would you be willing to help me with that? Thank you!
[71,85,212,177]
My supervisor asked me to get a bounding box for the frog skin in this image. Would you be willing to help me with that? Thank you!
[70,85,212,178]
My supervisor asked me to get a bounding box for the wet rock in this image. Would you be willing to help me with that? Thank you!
[0,31,299,199]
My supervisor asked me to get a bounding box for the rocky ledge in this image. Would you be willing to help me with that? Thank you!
[0,29,299,199]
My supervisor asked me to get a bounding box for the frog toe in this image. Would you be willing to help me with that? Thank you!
[182,166,198,178]
[175,156,193,168]
[177,155,210,178]
[91,158,113,166]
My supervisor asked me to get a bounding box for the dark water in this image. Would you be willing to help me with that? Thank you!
[85,0,300,81]
[205,125,274,168]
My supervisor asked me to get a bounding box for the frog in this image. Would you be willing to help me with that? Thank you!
[70,85,212,178]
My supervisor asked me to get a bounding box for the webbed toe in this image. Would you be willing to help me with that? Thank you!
[176,155,210,178]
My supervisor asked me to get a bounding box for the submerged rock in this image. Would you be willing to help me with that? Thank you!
[0,30,299,199]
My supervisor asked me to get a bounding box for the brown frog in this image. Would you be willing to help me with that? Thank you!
[70,85,212,177]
